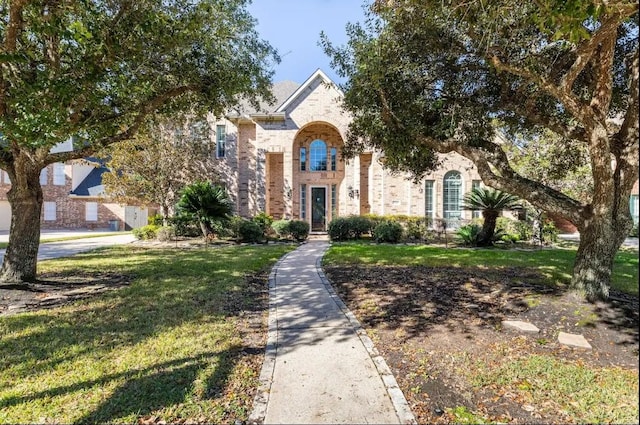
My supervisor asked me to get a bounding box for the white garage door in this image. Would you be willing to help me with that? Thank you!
[0,201,11,231]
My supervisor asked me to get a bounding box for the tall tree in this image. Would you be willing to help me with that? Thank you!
[0,0,278,282]
[101,114,221,224]
[323,0,638,300]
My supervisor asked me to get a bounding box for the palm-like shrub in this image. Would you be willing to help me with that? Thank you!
[463,187,519,246]
[176,181,233,238]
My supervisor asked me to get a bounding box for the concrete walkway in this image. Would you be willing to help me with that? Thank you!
[249,241,415,424]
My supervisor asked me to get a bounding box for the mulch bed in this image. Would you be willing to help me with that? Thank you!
[324,264,639,424]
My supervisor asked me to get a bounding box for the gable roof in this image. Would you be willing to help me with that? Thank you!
[227,69,340,123]
[70,166,108,197]
[276,69,340,113]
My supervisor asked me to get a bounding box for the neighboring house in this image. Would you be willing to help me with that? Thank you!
[0,139,152,231]
[214,69,640,232]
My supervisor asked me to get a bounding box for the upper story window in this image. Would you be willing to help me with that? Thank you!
[216,125,226,158]
[40,168,48,186]
[330,147,337,171]
[53,163,66,185]
[300,147,306,171]
[309,139,327,171]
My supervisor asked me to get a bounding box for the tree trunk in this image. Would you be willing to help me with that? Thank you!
[572,215,631,301]
[477,211,498,247]
[0,168,43,282]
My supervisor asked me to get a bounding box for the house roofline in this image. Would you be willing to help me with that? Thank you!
[275,69,342,113]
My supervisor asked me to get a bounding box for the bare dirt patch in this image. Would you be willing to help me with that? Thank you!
[324,264,639,423]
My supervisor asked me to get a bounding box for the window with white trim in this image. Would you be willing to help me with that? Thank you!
[53,163,66,185]
[216,125,226,158]
[631,195,639,225]
[309,139,327,171]
[472,180,482,219]
[40,168,48,185]
[85,202,98,221]
[43,202,56,221]
[443,171,463,225]
[300,184,307,219]
[425,180,434,222]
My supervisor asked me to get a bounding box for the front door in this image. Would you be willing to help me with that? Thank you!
[311,187,326,232]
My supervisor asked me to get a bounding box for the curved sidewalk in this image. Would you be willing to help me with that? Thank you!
[249,240,416,424]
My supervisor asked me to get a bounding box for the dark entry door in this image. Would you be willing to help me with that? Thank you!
[311,187,326,232]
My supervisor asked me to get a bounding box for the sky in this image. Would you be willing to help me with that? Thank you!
[247,0,369,85]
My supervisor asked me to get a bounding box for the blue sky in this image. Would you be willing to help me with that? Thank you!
[247,0,369,85]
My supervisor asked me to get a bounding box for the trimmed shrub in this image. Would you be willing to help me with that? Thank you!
[272,219,291,238]
[156,226,175,242]
[132,224,160,240]
[372,221,403,243]
[514,220,533,241]
[630,223,639,238]
[169,213,201,237]
[253,212,274,237]
[289,220,310,241]
[238,219,264,243]
[328,217,351,241]
[349,215,373,238]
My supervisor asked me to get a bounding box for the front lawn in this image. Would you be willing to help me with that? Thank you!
[323,242,639,295]
[323,242,639,423]
[0,244,294,424]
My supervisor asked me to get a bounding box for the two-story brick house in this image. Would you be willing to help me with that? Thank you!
[0,139,151,231]
[212,69,489,231]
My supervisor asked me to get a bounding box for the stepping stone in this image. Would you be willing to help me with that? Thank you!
[502,320,540,333]
[558,332,592,349]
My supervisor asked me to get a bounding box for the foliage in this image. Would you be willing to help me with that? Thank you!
[288,220,310,242]
[322,1,638,299]
[176,181,233,238]
[462,187,520,246]
[456,224,482,247]
[631,224,639,238]
[272,220,292,238]
[542,220,559,244]
[169,213,202,238]
[156,226,175,242]
[372,221,404,243]
[323,243,639,296]
[132,224,161,240]
[101,115,221,221]
[252,212,274,238]
[0,244,294,423]
[148,214,164,226]
[269,219,309,241]
[0,0,279,282]
[328,216,373,241]
[237,219,264,244]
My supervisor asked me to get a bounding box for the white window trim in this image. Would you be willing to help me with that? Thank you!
[43,201,56,221]
[85,202,98,221]
[53,163,66,185]
[40,168,48,185]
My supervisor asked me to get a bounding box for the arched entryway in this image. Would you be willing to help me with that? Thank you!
[292,122,345,231]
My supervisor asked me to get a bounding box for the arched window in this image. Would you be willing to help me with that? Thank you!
[309,139,328,171]
[443,171,463,225]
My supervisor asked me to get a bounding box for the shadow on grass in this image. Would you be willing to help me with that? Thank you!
[0,245,287,422]
[325,264,639,347]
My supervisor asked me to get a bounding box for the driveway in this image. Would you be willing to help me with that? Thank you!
[0,231,136,263]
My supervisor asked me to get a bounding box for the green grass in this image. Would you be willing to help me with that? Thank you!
[0,244,294,424]
[469,352,639,423]
[323,242,639,295]
[0,232,127,249]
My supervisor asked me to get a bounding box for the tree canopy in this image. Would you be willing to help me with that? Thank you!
[0,0,279,282]
[323,0,638,299]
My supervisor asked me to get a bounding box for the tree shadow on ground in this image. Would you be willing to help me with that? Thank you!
[324,264,639,348]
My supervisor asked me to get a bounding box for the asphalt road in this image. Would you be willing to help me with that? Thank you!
[0,233,136,263]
